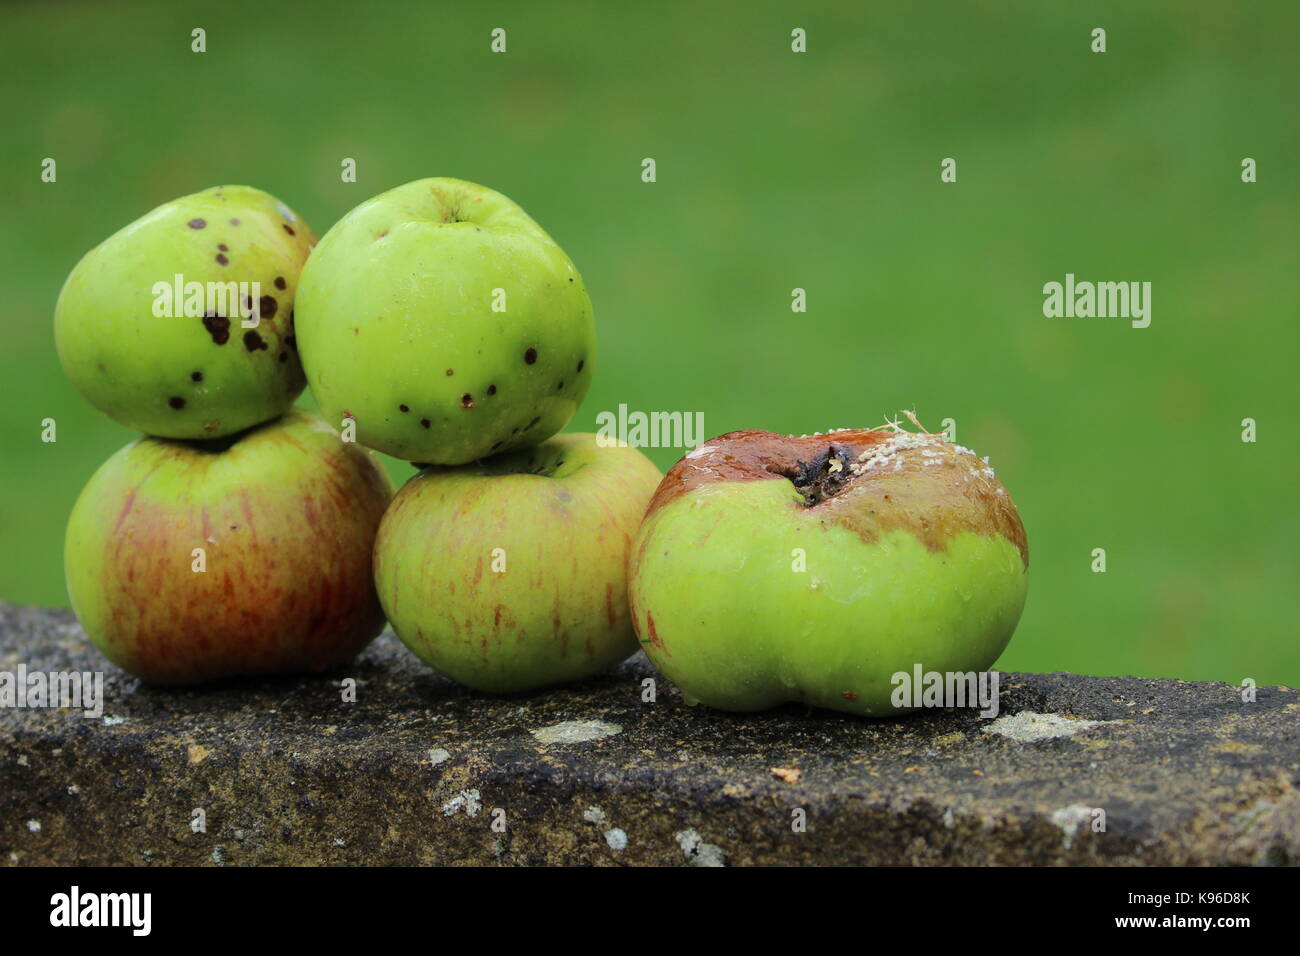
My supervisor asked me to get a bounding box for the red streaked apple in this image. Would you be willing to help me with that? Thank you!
[628,425,1029,716]
[373,433,661,692]
[64,409,394,684]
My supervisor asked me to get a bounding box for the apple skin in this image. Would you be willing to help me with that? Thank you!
[65,409,394,685]
[54,185,316,439]
[374,434,661,692]
[294,177,595,465]
[628,428,1029,717]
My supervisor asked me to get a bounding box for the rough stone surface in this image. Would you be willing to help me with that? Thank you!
[1,602,1297,866]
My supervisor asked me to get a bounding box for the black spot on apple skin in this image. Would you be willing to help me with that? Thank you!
[420,418,430,429]
[218,243,228,252]
[278,351,288,362]
[557,381,564,391]
[445,368,454,376]
[461,394,474,409]
[168,396,185,409]
[202,314,231,345]
[229,218,240,226]
[243,330,267,352]
[486,384,497,396]
[190,371,203,382]
[577,359,584,373]
[274,277,286,290]
[399,404,409,413]
[524,347,537,364]
[260,295,278,319]
[187,219,206,230]
[216,253,229,265]
[283,224,295,236]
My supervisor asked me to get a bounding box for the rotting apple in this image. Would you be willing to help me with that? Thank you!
[374,433,661,692]
[55,185,316,439]
[294,177,595,465]
[628,423,1029,716]
[65,409,394,684]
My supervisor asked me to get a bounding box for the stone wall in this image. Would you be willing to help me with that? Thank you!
[2,603,1296,865]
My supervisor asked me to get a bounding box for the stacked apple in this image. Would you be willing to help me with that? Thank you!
[58,177,1029,715]
[56,186,394,683]
[56,178,662,689]
[294,179,662,691]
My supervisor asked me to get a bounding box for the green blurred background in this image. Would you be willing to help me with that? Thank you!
[2,1,1296,683]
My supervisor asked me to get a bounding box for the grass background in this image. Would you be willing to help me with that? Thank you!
[2,1,1296,683]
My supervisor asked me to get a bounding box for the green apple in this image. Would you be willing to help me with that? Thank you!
[65,409,393,684]
[294,177,595,465]
[55,185,316,438]
[628,426,1029,716]
[374,434,661,692]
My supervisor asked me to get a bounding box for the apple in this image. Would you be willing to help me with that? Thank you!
[54,185,316,439]
[294,177,595,465]
[374,433,661,692]
[627,425,1029,716]
[65,409,394,684]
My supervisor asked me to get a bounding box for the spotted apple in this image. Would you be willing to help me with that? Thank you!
[55,185,316,439]
[294,177,595,465]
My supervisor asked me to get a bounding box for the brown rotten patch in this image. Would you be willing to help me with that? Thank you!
[645,428,888,515]
[647,421,1028,567]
